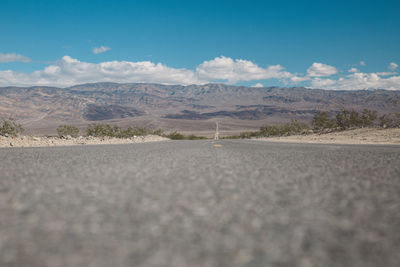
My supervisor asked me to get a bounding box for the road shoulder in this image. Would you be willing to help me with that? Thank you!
[0,135,168,148]
[254,128,400,145]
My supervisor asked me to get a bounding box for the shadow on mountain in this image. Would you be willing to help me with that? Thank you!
[164,106,316,120]
[84,104,144,121]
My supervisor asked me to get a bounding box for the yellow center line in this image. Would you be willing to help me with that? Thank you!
[213,144,222,147]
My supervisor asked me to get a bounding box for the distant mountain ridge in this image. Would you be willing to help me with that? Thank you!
[1,82,399,134]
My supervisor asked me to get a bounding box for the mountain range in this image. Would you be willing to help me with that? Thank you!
[1,83,400,136]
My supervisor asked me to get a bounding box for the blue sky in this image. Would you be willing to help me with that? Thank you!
[1,0,399,89]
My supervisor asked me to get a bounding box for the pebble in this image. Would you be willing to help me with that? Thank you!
[1,135,168,147]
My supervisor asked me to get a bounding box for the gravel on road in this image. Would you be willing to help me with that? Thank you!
[0,140,399,267]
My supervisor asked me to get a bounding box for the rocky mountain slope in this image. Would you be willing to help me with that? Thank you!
[1,83,400,135]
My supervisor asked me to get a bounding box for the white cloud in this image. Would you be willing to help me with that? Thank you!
[196,56,293,83]
[0,53,31,63]
[388,62,398,71]
[252,83,264,88]
[376,72,397,76]
[310,72,400,90]
[348,67,359,73]
[306,62,337,77]
[0,55,399,90]
[360,61,366,66]
[311,78,336,87]
[0,56,204,87]
[290,75,310,83]
[92,46,111,54]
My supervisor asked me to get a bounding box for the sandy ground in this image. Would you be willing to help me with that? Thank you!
[3,128,400,147]
[0,135,168,148]
[256,128,400,145]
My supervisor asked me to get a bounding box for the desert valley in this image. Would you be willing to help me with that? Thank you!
[2,82,400,137]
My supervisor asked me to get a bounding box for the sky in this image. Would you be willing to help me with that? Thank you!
[1,0,400,90]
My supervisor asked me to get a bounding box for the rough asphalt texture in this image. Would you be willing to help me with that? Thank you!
[0,140,399,267]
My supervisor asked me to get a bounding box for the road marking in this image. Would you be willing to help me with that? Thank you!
[214,144,222,147]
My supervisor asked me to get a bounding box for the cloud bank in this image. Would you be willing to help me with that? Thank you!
[196,56,292,83]
[0,53,31,63]
[0,55,399,90]
[0,56,202,87]
[312,73,400,91]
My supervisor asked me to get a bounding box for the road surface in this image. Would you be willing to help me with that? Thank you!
[1,140,400,267]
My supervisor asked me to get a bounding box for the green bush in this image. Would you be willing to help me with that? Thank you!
[335,110,351,130]
[166,131,185,140]
[221,135,241,139]
[349,110,362,127]
[231,120,310,139]
[360,109,377,126]
[152,129,164,136]
[117,127,164,138]
[86,123,120,137]
[379,113,400,128]
[258,120,310,137]
[117,127,149,138]
[186,134,207,140]
[57,125,80,137]
[226,109,391,139]
[163,131,207,140]
[239,131,257,139]
[86,124,163,137]
[0,118,23,136]
[335,109,378,130]
[312,111,336,131]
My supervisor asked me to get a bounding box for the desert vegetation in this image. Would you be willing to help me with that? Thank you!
[165,131,207,140]
[223,120,310,139]
[53,123,206,140]
[225,109,400,139]
[227,120,310,139]
[312,109,400,131]
[86,123,163,138]
[57,125,80,137]
[0,118,24,136]
[85,124,207,140]
[311,109,378,131]
[4,109,399,142]
[378,113,400,128]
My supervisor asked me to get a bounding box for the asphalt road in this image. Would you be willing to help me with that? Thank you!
[1,140,400,267]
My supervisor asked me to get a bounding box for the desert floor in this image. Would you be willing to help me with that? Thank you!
[257,128,400,145]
